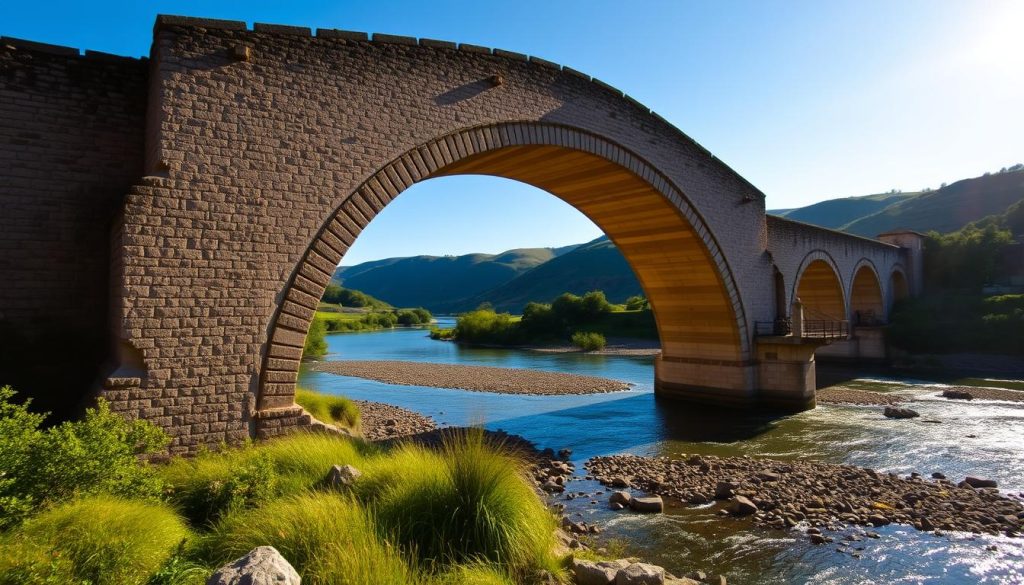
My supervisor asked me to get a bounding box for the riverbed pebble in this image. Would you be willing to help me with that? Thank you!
[587,454,1023,537]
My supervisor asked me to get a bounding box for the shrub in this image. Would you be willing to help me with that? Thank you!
[624,295,649,311]
[160,449,278,528]
[295,388,360,429]
[203,493,411,585]
[571,331,607,351]
[428,563,517,585]
[429,327,456,340]
[0,389,167,528]
[453,310,518,345]
[397,308,433,326]
[373,429,557,576]
[303,318,328,359]
[5,496,190,585]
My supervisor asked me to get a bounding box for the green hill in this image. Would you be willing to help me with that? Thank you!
[841,170,1024,236]
[777,191,917,229]
[332,246,575,311]
[446,236,643,313]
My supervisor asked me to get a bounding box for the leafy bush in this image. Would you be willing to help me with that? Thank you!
[429,327,456,340]
[453,310,519,345]
[3,496,190,585]
[161,449,278,528]
[373,430,557,576]
[202,493,411,585]
[571,331,607,351]
[295,388,360,429]
[0,389,167,528]
[303,318,328,359]
[624,295,649,311]
[396,308,433,326]
[888,292,1024,354]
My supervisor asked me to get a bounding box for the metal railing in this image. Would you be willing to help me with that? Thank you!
[754,318,849,340]
[801,320,850,340]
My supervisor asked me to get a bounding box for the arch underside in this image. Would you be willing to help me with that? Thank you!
[850,265,884,322]
[890,270,910,303]
[257,127,749,411]
[796,259,846,321]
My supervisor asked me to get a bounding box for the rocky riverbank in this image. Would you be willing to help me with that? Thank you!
[528,337,662,357]
[312,360,631,395]
[587,454,1024,538]
[936,385,1024,402]
[816,386,906,405]
[353,400,437,441]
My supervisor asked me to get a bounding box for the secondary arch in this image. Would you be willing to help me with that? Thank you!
[849,260,884,325]
[793,252,846,324]
[257,122,750,412]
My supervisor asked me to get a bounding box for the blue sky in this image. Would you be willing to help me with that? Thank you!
[3,1,1021,264]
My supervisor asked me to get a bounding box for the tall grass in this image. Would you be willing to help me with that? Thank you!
[295,387,361,429]
[202,493,411,585]
[373,430,559,577]
[4,496,190,585]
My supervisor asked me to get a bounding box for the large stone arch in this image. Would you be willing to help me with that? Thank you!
[257,122,751,413]
[848,259,884,325]
[792,251,847,323]
[889,265,910,309]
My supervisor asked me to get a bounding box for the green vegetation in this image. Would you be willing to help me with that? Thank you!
[295,388,361,429]
[923,224,1015,291]
[321,283,392,309]
[624,295,649,311]
[0,386,167,529]
[888,293,1024,355]
[441,290,655,348]
[571,331,607,351]
[0,389,563,584]
[303,318,329,359]
[2,497,191,585]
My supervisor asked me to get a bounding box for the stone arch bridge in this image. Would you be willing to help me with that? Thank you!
[0,16,922,453]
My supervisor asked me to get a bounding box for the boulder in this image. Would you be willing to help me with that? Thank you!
[609,490,633,507]
[963,476,998,488]
[714,481,738,500]
[942,389,974,400]
[883,407,920,419]
[572,558,629,585]
[727,495,758,516]
[326,464,362,489]
[630,496,664,514]
[616,562,665,585]
[207,546,300,585]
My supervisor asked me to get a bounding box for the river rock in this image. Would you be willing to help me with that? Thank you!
[883,407,920,419]
[727,495,758,516]
[572,558,630,585]
[963,476,998,488]
[942,389,974,400]
[326,464,361,489]
[609,490,633,507]
[630,496,665,513]
[616,562,665,585]
[715,481,738,499]
[207,546,299,585]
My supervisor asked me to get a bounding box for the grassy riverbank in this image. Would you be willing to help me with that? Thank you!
[0,387,564,584]
[304,306,433,359]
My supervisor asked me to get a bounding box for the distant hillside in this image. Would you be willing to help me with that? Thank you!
[841,170,1024,236]
[777,192,917,229]
[332,245,576,311]
[445,236,643,313]
[770,168,1024,237]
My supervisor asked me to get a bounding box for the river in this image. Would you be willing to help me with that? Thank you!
[298,318,1024,584]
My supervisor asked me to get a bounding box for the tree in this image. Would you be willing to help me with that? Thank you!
[625,295,649,311]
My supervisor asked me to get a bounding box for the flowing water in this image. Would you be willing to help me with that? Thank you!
[298,319,1024,584]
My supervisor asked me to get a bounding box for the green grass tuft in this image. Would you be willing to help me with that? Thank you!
[295,388,361,429]
[2,496,190,585]
[202,492,411,585]
[373,429,559,577]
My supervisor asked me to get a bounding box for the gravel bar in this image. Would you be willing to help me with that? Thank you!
[311,360,631,395]
[587,454,1024,537]
[816,386,906,406]
[354,400,436,441]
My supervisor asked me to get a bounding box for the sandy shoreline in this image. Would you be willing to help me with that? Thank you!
[311,359,631,395]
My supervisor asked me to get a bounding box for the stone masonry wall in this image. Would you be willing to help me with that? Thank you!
[0,38,147,418]
[113,16,778,453]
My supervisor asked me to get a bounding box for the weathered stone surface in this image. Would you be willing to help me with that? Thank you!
[727,495,758,516]
[616,562,665,585]
[884,407,920,419]
[609,491,633,508]
[963,476,998,488]
[630,496,665,513]
[207,546,300,585]
[326,464,362,489]
[572,558,630,585]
